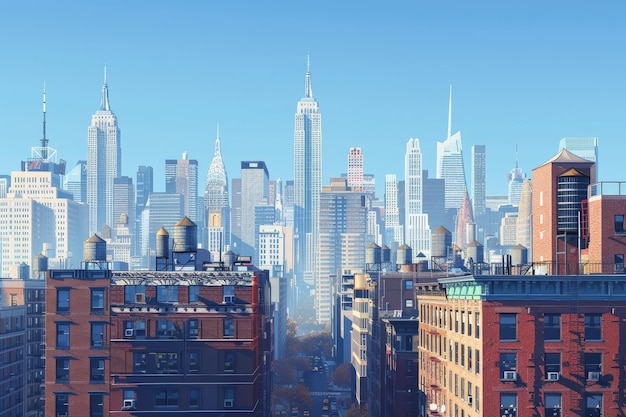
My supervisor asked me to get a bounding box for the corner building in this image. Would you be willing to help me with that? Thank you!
[418,274,626,417]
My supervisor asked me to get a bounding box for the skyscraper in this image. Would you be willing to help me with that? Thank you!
[347,147,363,192]
[384,174,403,245]
[240,161,269,257]
[404,138,430,259]
[515,178,532,257]
[164,152,199,224]
[507,148,524,205]
[204,129,230,253]
[64,160,87,203]
[436,86,467,210]
[471,145,486,218]
[135,165,153,217]
[87,66,121,234]
[293,55,322,282]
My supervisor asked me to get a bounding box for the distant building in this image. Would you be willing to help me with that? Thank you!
[240,161,269,257]
[347,147,364,192]
[64,160,87,203]
[559,137,598,173]
[204,131,230,252]
[165,152,199,226]
[384,174,403,246]
[471,145,486,218]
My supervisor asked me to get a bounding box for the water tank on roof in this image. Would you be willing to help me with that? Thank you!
[84,234,107,262]
[466,240,484,264]
[380,244,391,263]
[156,227,169,259]
[511,244,528,265]
[33,253,48,274]
[119,213,128,225]
[366,242,381,265]
[18,262,29,279]
[223,250,237,269]
[173,216,197,253]
[431,226,452,258]
[397,244,413,265]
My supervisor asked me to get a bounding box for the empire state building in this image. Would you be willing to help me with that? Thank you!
[293,56,322,285]
[87,67,121,234]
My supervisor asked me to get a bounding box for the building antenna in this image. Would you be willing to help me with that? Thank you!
[515,145,518,169]
[41,82,48,158]
[447,84,452,139]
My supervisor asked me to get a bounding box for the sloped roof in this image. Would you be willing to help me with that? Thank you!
[536,148,591,169]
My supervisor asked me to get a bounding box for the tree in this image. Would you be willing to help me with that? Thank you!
[291,356,312,372]
[345,403,368,417]
[274,358,296,385]
[332,362,351,387]
[291,384,313,410]
[285,318,302,357]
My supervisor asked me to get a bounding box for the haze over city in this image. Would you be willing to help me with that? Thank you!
[2,1,625,196]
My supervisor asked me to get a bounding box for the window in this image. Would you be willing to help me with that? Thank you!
[155,388,179,407]
[57,288,70,313]
[223,285,235,303]
[405,299,414,308]
[90,393,104,417]
[545,352,561,379]
[475,386,480,411]
[91,323,104,349]
[499,313,517,341]
[189,285,199,303]
[615,215,625,233]
[56,358,70,383]
[90,358,105,383]
[56,323,70,349]
[133,352,146,373]
[454,342,459,364]
[224,351,235,372]
[90,289,105,313]
[123,389,135,401]
[545,393,562,417]
[224,319,234,337]
[544,314,561,341]
[188,319,198,338]
[124,320,146,338]
[615,254,624,273]
[156,352,179,373]
[500,393,517,417]
[223,387,235,408]
[468,312,472,336]
[585,394,602,417]
[156,320,179,338]
[404,280,413,290]
[188,351,199,373]
[125,285,146,303]
[585,314,602,341]
[468,347,473,371]
[461,344,465,367]
[475,313,480,339]
[157,285,178,303]
[585,353,602,382]
[476,349,480,374]
[189,390,199,408]
[55,393,69,417]
[500,353,517,380]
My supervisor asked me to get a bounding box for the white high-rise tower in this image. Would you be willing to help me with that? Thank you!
[87,66,121,234]
[293,55,322,285]
[437,85,467,210]
[405,138,430,259]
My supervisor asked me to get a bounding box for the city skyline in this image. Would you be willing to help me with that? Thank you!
[1,2,625,198]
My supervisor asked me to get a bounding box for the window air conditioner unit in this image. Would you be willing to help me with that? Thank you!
[547,372,560,381]
[135,293,145,303]
[122,399,136,410]
[224,399,234,408]
[467,395,473,405]
[588,371,601,381]
[124,329,134,337]
[503,371,517,381]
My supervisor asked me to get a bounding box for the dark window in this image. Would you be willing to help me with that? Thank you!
[91,323,104,349]
[90,289,104,313]
[156,352,179,373]
[545,353,561,379]
[90,358,105,383]
[223,286,235,303]
[188,319,198,338]
[124,320,146,337]
[475,313,480,339]
[56,323,70,349]
[189,390,199,408]
[468,347,473,371]
[224,319,234,337]
[500,393,517,417]
[545,393,561,417]
[55,393,69,417]
[188,352,199,373]
[157,285,178,303]
[57,289,70,313]
[56,358,69,383]
[585,314,602,341]
[133,352,146,373]
[125,285,146,303]
[468,312,473,336]
[476,349,480,375]
[155,388,179,407]
[615,215,625,233]
[404,280,413,290]
[189,285,199,303]
[544,313,561,341]
[90,393,104,417]
[585,353,602,382]
[586,394,602,417]
[224,351,235,372]
[156,320,179,338]
[500,352,517,380]
[615,254,624,273]
[500,313,517,341]
[454,342,458,364]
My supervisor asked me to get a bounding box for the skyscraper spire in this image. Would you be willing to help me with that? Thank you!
[100,65,110,111]
[41,82,48,157]
[447,84,452,139]
[304,53,313,98]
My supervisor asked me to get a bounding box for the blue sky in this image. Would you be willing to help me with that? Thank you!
[1,1,625,197]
